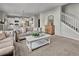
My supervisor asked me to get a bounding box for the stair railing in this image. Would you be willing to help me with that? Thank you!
[61,12,79,32]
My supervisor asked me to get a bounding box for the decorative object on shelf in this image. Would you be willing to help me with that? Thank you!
[9,23,13,25]
[15,24,19,25]
[15,20,19,22]
[0,19,5,24]
[32,32,39,37]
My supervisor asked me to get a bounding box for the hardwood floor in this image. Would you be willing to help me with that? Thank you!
[14,35,79,56]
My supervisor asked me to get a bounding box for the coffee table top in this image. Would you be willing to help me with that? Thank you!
[26,33,51,42]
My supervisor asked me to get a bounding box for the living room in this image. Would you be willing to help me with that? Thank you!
[0,3,58,56]
[1,3,79,56]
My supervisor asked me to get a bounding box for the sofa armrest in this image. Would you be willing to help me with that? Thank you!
[0,37,14,43]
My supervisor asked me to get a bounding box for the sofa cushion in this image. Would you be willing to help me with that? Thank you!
[5,31,13,37]
[0,46,14,56]
[21,27,27,33]
[17,31,31,40]
[0,39,13,49]
[0,32,6,40]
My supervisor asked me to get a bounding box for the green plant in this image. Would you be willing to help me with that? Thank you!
[32,32,39,36]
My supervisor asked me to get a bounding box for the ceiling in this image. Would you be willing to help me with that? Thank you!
[0,3,66,17]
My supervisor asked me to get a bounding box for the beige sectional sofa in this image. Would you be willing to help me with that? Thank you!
[15,30,31,42]
[0,31,14,56]
[15,27,42,42]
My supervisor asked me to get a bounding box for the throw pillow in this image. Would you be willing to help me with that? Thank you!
[5,31,13,37]
[0,32,6,40]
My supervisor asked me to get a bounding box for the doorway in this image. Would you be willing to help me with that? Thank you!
[38,19,40,27]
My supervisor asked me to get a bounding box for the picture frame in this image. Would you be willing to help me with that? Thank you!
[48,15,54,25]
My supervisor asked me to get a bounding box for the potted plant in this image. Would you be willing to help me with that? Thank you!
[32,32,39,37]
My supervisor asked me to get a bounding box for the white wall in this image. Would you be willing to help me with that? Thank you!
[0,11,6,30]
[40,6,61,35]
[0,11,5,19]
[63,4,79,19]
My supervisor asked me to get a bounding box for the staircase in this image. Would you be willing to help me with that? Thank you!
[60,12,79,40]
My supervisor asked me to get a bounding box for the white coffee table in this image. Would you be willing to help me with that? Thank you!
[26,33,51,51]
